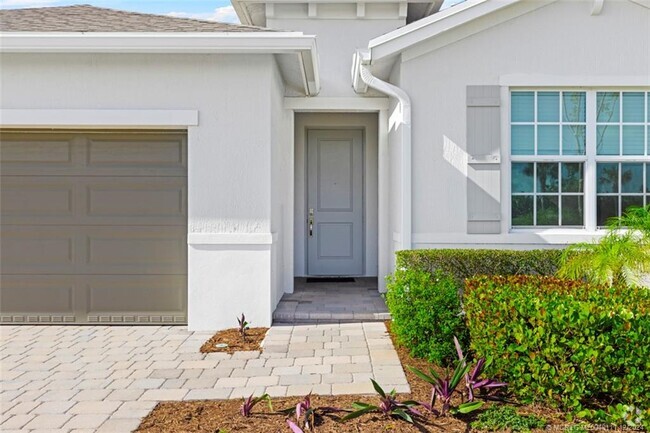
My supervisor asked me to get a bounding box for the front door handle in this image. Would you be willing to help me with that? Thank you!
[308,208,314,237]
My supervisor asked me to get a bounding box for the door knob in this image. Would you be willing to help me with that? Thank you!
[308,208,314,237]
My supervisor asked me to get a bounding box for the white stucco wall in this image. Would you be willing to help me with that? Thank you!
[270,60,295,306]
[393,0,650,249]
[269,18,404,97]
[0,52,286,330]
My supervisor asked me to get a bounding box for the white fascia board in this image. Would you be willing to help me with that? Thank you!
[367,0,521,62]
[0,32,314,54]
[0,109,198,128]
[0,32,320,96]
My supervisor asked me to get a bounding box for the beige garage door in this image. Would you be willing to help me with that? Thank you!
[0,130,187,324]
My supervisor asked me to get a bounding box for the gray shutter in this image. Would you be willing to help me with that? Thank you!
[466,85,502,234]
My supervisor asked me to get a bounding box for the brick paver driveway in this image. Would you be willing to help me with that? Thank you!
[1,322,409,432]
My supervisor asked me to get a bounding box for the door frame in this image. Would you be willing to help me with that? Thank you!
[304,127,366,276]
[293,112,380,281]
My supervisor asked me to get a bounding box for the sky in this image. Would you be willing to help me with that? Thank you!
[0,0,466,24]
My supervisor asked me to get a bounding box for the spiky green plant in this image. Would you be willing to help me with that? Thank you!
[607,205,650,237]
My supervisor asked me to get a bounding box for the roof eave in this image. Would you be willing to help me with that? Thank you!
[0,32,320,96]
[367,0,521,63]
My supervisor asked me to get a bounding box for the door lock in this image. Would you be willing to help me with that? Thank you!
[308,208,314,237]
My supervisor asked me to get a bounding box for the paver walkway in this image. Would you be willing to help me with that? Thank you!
[1,322,409,432]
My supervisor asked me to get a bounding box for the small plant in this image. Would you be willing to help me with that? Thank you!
[408,361,482,416]
[453,336,507,401]
[239,393,272,417]
[559,205,650,288]
[341,380,420,423]
[237,313,249,341]
[283,393,342,432]
[470,406,546,432]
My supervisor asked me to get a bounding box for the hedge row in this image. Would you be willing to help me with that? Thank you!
[464,275,650,426]
[386,249,561,364]
[395,249,562,286]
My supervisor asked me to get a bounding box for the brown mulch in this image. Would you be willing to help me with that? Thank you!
[136,322,588,433]
[199,327,268,354]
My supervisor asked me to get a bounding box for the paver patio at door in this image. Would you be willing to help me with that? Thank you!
[0,322,408,433]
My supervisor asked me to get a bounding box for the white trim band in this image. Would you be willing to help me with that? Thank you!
[0,109,199,128]
[188,233,277,245]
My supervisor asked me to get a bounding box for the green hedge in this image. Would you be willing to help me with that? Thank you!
[396,249,562,286]
[464,275,650,427]
[385,269,467,365]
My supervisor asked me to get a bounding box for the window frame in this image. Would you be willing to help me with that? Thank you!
[507,88,650,232]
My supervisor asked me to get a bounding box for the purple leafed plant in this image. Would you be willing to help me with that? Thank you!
[341,380,420,424]
[240,393,272,417]
[284,393,343,432]
[408,336,507,417]
[237,313,249,341]
[453,336,507,401]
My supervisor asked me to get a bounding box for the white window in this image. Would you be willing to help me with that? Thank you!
[510,90,649,229]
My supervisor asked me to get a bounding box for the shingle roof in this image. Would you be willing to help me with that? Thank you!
[0,4,273,32]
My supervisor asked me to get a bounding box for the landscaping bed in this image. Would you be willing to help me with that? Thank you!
[200,327,268,354]
[137,322,578,433]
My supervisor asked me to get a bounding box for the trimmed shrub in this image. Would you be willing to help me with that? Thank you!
[385,269,467,365]
[464,275,650,427]
[396,249,562,286]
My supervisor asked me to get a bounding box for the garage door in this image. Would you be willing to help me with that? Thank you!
[0,131,187,324]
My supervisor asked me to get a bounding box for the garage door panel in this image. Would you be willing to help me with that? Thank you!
[1,176,186,225]
[88,137,185,168]
[0,135,75,164]
[1,177,75,219]
[87,275,186,317]
[0,275,76,319]
[1,132,186,177]
[0,227,76,274]
[86,227,187,274]
[87,178,186,222]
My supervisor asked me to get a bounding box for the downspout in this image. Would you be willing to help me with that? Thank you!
[354,50,412,250]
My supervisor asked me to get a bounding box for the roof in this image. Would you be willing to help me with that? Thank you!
[0,4,272,33]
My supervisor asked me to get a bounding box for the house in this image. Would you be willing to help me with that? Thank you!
[0,0,648,330]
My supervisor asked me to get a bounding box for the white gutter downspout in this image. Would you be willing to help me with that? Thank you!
[353,49,412,250]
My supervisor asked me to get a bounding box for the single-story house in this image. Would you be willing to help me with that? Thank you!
[0,0,648,330]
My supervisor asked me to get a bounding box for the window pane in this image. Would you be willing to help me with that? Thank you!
[562,125,586,155]
[562,196,584,226]
[511,125,534,155]
[537,196,558,226]
[537,92,559,122]
[623,92,645,122]
[511,92,534,122]
[622,196,644,213]
[597,163,619,193]
[597,196,618,226]
[597,125,620,155]
[537,125,559,155]
[647,163,650,193]
[623,125,645,155]
[512,163,534,193]
[597,92,620,123]
[512,196,534,226]
[621,163,643,193]
[562,163,583,192]
[536,163,558,193]
[562,92,586,122]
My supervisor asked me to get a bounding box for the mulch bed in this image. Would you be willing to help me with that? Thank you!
[199,327,268,354]
[137,322,598,432]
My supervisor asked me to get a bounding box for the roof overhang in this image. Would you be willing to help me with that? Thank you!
[0,31,320,96]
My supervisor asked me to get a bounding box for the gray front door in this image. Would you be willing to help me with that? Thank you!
[307,129,364,276]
